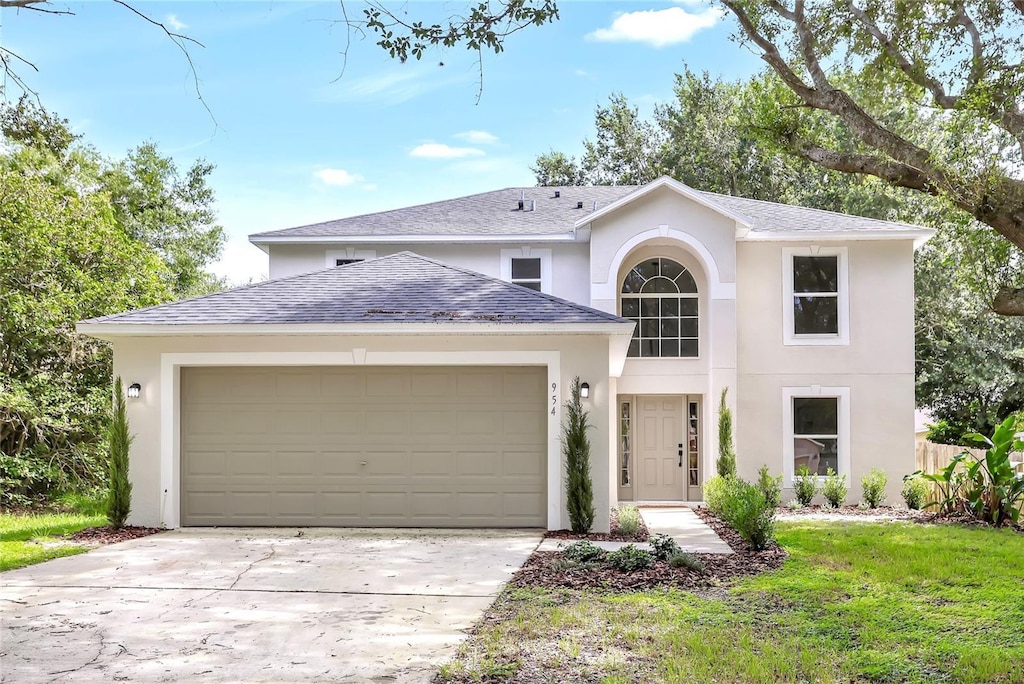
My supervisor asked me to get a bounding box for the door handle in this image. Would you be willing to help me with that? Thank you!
[678,443,683,468]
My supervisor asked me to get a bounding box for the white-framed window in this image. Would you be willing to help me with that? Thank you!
[782,386,850,484]
[325,248,376,269]
[620,257,699,358]
[500,248,552,293]
[782,246,849,345]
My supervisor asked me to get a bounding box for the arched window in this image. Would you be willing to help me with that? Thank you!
[621,257,699,358]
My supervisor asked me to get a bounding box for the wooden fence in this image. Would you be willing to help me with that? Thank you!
[915,440,1024,505]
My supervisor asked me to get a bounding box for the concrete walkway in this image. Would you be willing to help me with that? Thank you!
[536,506,732,555]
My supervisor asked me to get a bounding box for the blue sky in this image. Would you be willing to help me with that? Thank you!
[2,1,763,283]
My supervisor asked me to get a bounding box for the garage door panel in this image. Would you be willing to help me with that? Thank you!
[456,371,502,397]
[320,372,366,397]
[181,366,545,527]
[366,372,411,398]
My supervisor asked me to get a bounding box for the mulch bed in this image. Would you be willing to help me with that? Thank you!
[543,507,650,542]
[515,509,786,592]
[776,504,926,519]
[67,525,164,545]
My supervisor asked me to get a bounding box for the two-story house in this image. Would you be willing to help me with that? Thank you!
[79,177,932,532]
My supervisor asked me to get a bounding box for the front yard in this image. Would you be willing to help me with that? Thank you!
[438,521,1024,683]
[0,497,105,571]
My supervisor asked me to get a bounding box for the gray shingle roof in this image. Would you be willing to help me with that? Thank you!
[249,186,638,239]
[703,191,929,233]
[249,180,931,241]
[81,252,628,326]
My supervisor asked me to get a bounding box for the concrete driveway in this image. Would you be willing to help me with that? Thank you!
[1,527,541,683]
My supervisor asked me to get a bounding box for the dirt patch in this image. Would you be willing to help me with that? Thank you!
[67,525,164,546]
[517,510,785,592]
[543,507,650,542]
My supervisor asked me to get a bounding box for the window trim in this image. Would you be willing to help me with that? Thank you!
[500,248,552,294]
[326,248,376,269]
[782,246,849,346]
[782,386,850,485]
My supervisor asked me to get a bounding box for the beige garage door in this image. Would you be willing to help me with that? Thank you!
[180,366,547,527]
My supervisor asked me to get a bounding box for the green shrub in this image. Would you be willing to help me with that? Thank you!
[757,465,783,509]
[920,414,1024,525]
[563,377,595,533]
[668,551,704,572]
[649,533,680,561]
[725,481,776,550]
[106,378,133,529]
[861,468,888,508]
[616,505,642,537]
[821,468,848,508]
[794,465,819,506]
[606,544,653,571]
[901,474,929,510]
[561,540,605,564]
[716,388,736,477]
[703,475,731,518]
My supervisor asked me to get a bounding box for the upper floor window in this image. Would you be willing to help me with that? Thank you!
[783,247,849,345]
[325,249,376,269]
[511,257,542,291]
[500,248,552,293]
[621,257,699,358]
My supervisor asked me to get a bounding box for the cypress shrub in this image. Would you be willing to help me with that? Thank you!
[563,377,595,533]
[716,388,737,477]
[107,377,133,529]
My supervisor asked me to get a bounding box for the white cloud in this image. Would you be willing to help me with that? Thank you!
[166,14,188,31]
[409,143,485,159]
[586,6,722,48]
[314,168,364,187]
[453,130,499,145]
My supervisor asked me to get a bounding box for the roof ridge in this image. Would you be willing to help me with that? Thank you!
[250,187,523,238]
[392,251,625,323]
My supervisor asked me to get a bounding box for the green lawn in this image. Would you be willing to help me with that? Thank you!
[439,521,1024,683]
[0,495,106,572]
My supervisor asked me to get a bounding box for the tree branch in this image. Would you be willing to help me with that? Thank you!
[109,0,216,129]
[783,138,940,195]
[847,0,957,107]
[0,0,72,14]
[723,0,944,182]
[993,286,1024,315]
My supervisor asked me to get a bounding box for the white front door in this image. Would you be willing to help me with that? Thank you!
[635,396,684,501]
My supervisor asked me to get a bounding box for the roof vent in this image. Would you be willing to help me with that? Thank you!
[576,201,584,209]
[518,199,524,210]
[554,190,561,198]
[593,201,598,211]
[530,199,536,212]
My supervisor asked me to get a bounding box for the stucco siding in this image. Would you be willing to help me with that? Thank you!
[735,372,916,504]
[734,239,917,503]
[267,242,591,305]
[588,187,738,289]
[113,332,612,532]
[736,240,916,375]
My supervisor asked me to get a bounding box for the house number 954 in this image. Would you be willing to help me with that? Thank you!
[551,382,557,415]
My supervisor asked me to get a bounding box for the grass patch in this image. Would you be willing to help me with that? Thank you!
[439,521,1024,683]
[0,496,106,572]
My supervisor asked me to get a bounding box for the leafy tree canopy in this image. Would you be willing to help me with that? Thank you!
[0,99,224,503]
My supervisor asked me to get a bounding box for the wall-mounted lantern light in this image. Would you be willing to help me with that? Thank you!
[127,383,142,399]
[580,382,590,399]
